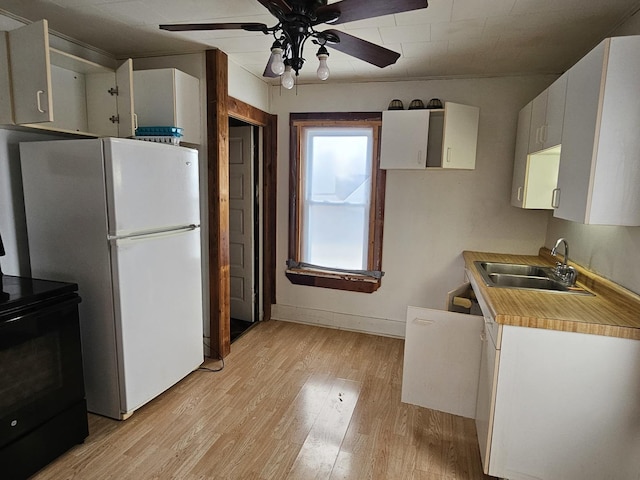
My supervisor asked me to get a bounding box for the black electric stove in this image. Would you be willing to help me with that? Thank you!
[0,274,88,480]
[0,275,78,312]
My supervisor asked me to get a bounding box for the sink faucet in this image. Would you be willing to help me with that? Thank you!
[551,238,576,285]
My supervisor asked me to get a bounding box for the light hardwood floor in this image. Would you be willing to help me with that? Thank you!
[32,320,494,480]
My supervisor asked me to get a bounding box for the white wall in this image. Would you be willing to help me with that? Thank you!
[541,15,640,295]
[228,58,270,113]
[0,128,68,276]
[270,75,556,337]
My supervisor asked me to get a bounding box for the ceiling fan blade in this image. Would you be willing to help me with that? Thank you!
[317,0,428,25]
[322,29,400,68]
[255,0,292,19]
[160,22,268,32]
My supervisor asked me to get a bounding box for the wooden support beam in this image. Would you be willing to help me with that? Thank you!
[206,49,230,358]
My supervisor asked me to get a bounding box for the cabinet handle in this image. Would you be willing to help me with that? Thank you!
[412,318,435,326]
[133,113,139,130]
[541,125,548,144]
[417,150,422,165]
[36,90,46,113]
[517,186,523,201]
[480,331,486,342]
[446,147,452,163]
[551,187,561,208]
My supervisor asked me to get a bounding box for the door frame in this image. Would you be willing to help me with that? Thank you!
[206,49,277,358]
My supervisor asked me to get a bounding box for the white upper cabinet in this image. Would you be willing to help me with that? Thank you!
[380,102,479,170]
[133,68,201,144]
[511,100,561,209]
[554,35,640,225]
[2,20,132,137]
[527,74,567,153]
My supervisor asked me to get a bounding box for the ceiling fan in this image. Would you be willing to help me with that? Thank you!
[160,0,429,88]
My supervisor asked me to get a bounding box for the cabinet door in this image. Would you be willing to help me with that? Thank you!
[8,20,54,124]
[441,102,479,169]
[553,40,606,223]
[174,70,201,144]
[475,320,498,474]
[589,36,640,226]
[527,90,547,153]
[401,305,483,418]
[511,103,532,207]
[116,59,135,137]
[490,325,640,480]
[543,73,567,149]
[0,33,12,124]
[380,110,429,169]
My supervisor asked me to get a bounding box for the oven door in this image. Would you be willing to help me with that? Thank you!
[0,294,85,449]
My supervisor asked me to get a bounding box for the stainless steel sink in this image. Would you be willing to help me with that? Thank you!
[477,261,551,277]
[474,261,593,295]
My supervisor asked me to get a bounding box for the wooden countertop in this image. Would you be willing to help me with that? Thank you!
[463,249,640,340]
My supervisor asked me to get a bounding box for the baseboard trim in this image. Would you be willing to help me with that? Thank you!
[271,304,405,338]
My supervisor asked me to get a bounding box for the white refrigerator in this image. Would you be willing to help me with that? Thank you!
[20,138,204,420]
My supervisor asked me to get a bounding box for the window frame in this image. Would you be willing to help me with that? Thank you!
[288,112,386,293]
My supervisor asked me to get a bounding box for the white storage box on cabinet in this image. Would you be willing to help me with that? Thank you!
[133,68,201,145]
[401,283,483,418]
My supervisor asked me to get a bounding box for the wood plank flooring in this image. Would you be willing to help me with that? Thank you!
[31,320,494,480]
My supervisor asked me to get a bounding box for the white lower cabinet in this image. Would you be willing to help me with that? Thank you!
[468,269,640,479]
[401,287,483,419]
[488,325,640,480]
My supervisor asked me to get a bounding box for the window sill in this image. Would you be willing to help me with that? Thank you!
[285,268,381,293]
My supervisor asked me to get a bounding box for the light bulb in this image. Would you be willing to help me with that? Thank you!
[282,65,295,90]
[270,47,285,75]
[316,46,330,81]
[317,55,330,80]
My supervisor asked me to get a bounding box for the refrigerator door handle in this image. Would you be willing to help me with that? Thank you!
[107,224,199,243]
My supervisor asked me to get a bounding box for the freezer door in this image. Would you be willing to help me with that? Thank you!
[103,138,200,236]
[110,226,204,416]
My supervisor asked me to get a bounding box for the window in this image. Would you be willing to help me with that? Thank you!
[288,113,386,293]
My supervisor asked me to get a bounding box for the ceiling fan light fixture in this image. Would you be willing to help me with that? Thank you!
[282,64,295,89]
[159,0,428,85]
[269,41,286,75]
[316,45,330,81]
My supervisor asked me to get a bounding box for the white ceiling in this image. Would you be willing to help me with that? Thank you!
[1,0,639,85]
